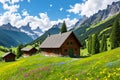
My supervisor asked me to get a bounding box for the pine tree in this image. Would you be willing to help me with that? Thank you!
[16,44,23,58]
[88,35,92,54]
[91,34,100,54]
[60,21,67,33]
[110,19,120,49]
[100,34,107,52]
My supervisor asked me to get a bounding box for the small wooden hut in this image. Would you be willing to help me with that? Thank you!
[2,52,16,62]
[21,47,37,57]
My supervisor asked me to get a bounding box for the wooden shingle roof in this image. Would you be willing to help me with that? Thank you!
[40,31,80,48]
[21,47,33,51]
[2,52,15,58]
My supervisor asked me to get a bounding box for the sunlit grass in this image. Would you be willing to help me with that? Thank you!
[0,48,120,80]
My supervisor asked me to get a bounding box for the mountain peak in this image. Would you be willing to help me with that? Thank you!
[52,23,62,28]
[26,22,30,27]
[33,27,43,33]
[20,23,31,30]
[2,23,12,27]
[0,23,20,32]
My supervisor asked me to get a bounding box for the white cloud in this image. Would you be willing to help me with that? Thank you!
[17,12,78,31]
[0,0,78,32]
[0,11,22,26]
[0,12,10,25]
[50,4,52,7]
[0,0,9,4]
[11,0,22,4]
[0,10,78,32]
[3,3,20,13]
[0,0,23,5]
[22,10,29,16]
[67,4,81,14]
[63,18,78,29]
[59,8,63,11]
[27,0,30,3]
[67,0,120,17]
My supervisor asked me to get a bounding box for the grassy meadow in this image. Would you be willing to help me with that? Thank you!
[0,47,120,80]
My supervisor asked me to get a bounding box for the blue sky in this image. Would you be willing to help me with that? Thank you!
[19,0,83,20]
[0,0,119,31]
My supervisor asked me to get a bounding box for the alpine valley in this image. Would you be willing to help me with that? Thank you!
[0,1,120,80]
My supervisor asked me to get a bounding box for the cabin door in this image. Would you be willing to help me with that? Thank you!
[69,49,74,57]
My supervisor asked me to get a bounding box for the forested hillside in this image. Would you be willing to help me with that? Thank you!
[0,28,33,47]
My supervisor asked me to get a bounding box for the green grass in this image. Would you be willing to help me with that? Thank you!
[0,48,120,80]
[0,51,4,57]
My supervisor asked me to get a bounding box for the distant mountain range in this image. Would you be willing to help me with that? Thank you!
[1,23,20,32]
[0,23,43,40]
[0,28,33,47]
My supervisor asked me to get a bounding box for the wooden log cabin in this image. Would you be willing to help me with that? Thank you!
[21,47,37,57]
[40,31,82,57]
[2,52,16,62]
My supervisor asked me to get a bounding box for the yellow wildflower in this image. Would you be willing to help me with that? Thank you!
[108,73,110,78]
[64,78,68,80]
[116,68,120,71]
[75,78,79,80]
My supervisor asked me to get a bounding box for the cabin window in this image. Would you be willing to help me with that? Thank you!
[70,42,73,45]
[64,49,67,52]
[67,42,69,45]
[75,48,78,51]
[54,50,57,53]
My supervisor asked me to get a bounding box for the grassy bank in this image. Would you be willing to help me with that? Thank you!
[0,48,120,80]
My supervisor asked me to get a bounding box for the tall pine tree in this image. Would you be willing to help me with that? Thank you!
[91,33,100,54]
[60,21,67,33]
[110,19,120,49]
[88,35,92,54]
[100,34,107,52]
[16,44,23,58]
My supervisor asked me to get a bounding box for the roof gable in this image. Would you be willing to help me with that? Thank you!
[21,47,34,51]
[2,52,15,58]
[40,31,80,48]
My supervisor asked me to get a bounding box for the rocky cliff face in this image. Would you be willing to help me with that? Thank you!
[107,1,120,17]
[19,23,43,39]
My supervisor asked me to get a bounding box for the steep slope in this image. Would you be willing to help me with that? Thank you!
[74,12,120,45]
[0,28,33,47]
[0,47,120,80]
